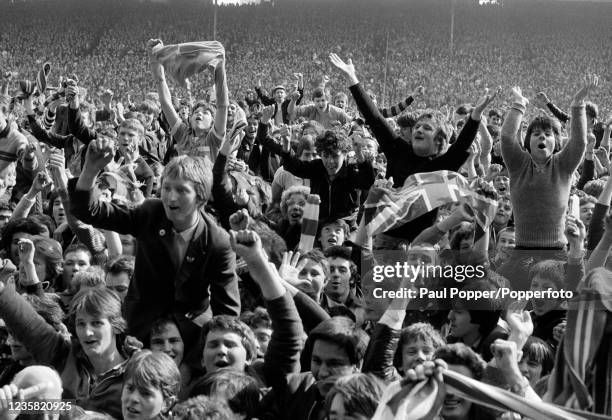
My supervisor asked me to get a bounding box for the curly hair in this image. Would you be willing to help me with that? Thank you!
[434,343,486,380]
[315,130,352,156]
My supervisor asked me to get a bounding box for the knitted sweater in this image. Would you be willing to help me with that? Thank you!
[501,105,586,248]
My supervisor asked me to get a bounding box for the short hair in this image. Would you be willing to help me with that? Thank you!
[324,245,352,263]
[315,130,352,155]
[172,396,234,420]
[434,343,486,380]
[497,226,515,240]
[452,280,502,338]
[398,322,445,353]
[334,92,348,103]
[240,306,272,330]
[191,100,216,118]
[523,116,562,154]
[298,249,330,278]
[301,120,325,138]
[105,255,135,279]
[522,336,554,376]
[309,317,369,366]
[188,368,260,417]
[149,316,182,340]
[528,259,565,290]
[119,118,145,137]
[397,112,418,129]
[162,156,213,204]
[201,315,259,363]
[125,350,181,400]
[138,100,160,116]
[324,373,385,419]
[416,110,452,155]
[31,235,63,282]
[73,266,106,292]
[297,134,316,156]
[28,214,56,236]
[63,243,92,260]
[488,109,503,119]
[0,218,45,254]
[585,102,598,120]
[280,185,310,217]
[68,288,126,336]
[312,87,327,100]
[319,218,350,240]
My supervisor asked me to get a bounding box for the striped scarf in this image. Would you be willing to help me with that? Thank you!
[16,62,50,99]
[373,369,610,420]
[298,195,319,252]
[228,104,248,151]
[356,171,498,247]
[545,268,612,416]
[151,41,225,88]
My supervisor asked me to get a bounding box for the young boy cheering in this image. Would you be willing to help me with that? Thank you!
[69,137,240,342]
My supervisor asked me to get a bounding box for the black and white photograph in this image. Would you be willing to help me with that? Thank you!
[0,0,611,418]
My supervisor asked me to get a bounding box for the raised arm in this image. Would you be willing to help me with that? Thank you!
[212,136,244,230]
[65,84,97,144]
[230,230,303,387]
[286,90,300,123]
[212,57,229,144]
[23,96,69,150]
[0,281,70,370]
[147,40,180,132]
[558,75,598,172]
[71,138,142,236]
[255,78,275,106]
[500,87,530,171]
[330,53,397,151]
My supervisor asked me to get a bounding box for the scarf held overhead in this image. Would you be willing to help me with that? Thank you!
[372,369,608,420]
[357,171,498,246]
[151,41,225,88]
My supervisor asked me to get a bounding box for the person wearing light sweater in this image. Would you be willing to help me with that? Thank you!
[497,76,597,291]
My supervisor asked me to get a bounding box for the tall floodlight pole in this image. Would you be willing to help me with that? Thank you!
[213,0,218,40]
[382,28,389,106]
[450,0,456,55]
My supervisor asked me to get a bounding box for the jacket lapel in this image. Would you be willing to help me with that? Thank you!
[172,211,208,291]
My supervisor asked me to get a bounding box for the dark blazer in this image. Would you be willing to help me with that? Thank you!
[68,179,241,340]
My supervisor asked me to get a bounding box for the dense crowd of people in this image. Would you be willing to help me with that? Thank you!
[0,0,610,418]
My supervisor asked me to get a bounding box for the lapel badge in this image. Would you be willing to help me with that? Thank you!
[159,229,166,237]
[186,256,195,263]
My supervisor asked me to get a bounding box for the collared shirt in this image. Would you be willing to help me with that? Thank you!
[172,216,200,266]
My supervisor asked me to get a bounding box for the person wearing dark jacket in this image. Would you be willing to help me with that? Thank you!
[255,118,375,225]
[255,76,304,126]
[329,53,496,247]
[69,137,241,343]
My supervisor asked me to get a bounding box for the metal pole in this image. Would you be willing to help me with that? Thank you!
[450,0,455,55]
[382,28,389,106]
[213,0,217,40]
